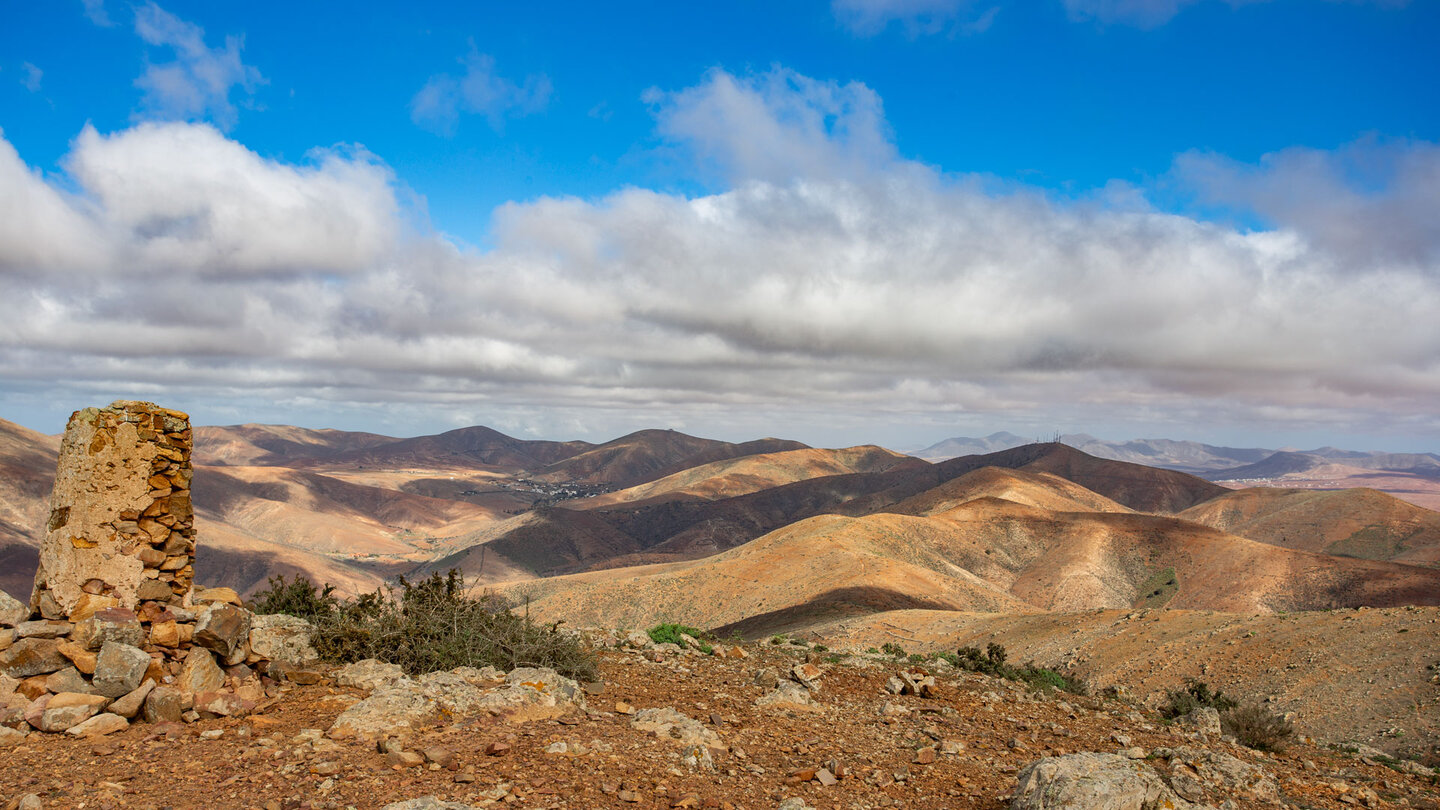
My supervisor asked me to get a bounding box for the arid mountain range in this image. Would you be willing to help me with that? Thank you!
[3,416,1438,622]
[917,432,1440,510]
[6,413,1440,756]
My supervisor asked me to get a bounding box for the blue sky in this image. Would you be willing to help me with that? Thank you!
[1,0,1437,451]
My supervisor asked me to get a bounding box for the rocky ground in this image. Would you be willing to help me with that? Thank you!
[2,636,1438,810]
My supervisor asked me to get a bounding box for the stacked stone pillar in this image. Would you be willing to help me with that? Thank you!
[30,400,196,619]
[0,401,308,739]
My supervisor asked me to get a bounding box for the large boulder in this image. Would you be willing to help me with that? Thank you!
[335,659,408,691]
[143,686,183,724]
[473,667,588,720]
[1012,753,1209,810]
[248,614,319,665]
[177,647,224,695]
[1176,708,1222,738]
[0,638,67,679]
[194,603,251,660]
[73,609,143,651]
[1153,747,1278,803]
[35,692,109,733]
[92,642,151,698]
[0,591,27,628]
[630,707,725,753]
[380,799,481,810]
[328,683,440,739]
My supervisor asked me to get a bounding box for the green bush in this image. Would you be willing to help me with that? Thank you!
[648,623,713,653]
[1162,680,1238,719]
[250,573,338,622]
[951,642,1086,695]
[254,570,597,680]
[881,642,907,659]
[1222,704,1295,752]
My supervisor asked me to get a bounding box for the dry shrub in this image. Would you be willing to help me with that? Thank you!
[254,570,597,680]
[1222,704,1296,752]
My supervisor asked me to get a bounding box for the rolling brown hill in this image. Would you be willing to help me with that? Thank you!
[499,480,1440,635]
[429,443,1236,580]
[0,417,57,598]
[937,442,1230,513]
[886,466,1134,516]
[577,445,919,509]
[314,425,594,471]
[532,429,809,487]
[194,423,398,466]
[194,465,499,557]
[1178,486,1440,566]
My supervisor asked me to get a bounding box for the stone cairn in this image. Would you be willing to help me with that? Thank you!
[0,401,317,739]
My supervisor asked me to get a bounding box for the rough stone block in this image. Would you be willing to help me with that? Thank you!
[73,608,143,651]
[65,712,128,737]
[143,685,183,724]
[194,603,251,659]
[249,613,320,665]
[30,401,195,617]
[0,591,28,628]
[44,666,94,695]
[14,620,71,639]
[177,647,224,696]
[37,691,109,733]
[0,637,67,678]
[93,642,150,698]
[109,680,154,719]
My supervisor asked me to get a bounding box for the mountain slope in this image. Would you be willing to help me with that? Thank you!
[533,429,809,487]
[0,418,58,598]
[194,424,398,466]
[316,425,593,471]
[501,496,1440,633]
[887,466,1134,516]
[1178,487,1440,566]
[935,443,1229,513]
[577,445,921,509]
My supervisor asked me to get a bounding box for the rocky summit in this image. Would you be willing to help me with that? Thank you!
[1,634,1437,809]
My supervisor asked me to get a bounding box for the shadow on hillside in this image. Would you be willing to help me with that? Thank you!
[709,585,959,641]
[0,541,37,601]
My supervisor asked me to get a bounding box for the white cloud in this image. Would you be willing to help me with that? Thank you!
[645,68,898,185]
[80,0,113,27]
[1174,137,1440,267]
[20,62,42,93]
[1059,0,1200,27]
[0,68,1436,444]
[1,121,400,276]
[832,0,997,35]
[133,3,264,130]
[410,47,552,136]
[837,0,1408,32]
[1061,0,1409,27]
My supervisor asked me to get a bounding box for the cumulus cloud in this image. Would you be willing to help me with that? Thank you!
[1,122,400,276]
[81,0,114,27]
[133,3,264,130]
[0,67,1436,443]
[837,0,1407,32]
[410,47,552,136]
[645,68,898,185]
[1061,0,1409,27]
[20,63,42,93]
[1174,137,1440,267]
[832,0,999,35]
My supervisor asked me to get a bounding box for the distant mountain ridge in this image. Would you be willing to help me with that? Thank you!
[913,432,1440,478]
